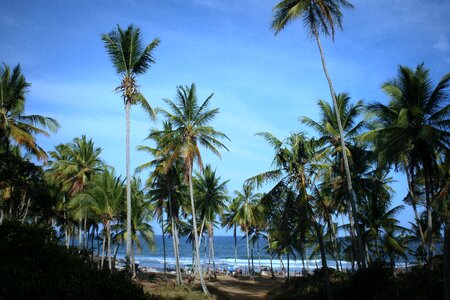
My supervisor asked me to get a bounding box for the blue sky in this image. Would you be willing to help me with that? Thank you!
[1,0,449,235]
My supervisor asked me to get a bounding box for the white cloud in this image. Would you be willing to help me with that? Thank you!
[434,34,449,51]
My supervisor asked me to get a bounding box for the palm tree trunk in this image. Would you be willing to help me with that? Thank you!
[287,252,290,281]
[234,225,237,266]
[405,162,427,253]
[168,193,182,284]
[125,100,132,263]
[101,235,106,269]
[444,219,450,300]
[210,227,217,279]
[78,219,82,250]
[314,30,365,269]
[246,228,253,279]
[132,239,136,278]
[107,221,112,270]
[258,238,261,275]
[315,222,333,300]
[84,216,87,249]
[188,164,209,295]
[268,234,275,279]
[327,218,340,271]
[162,218,167,277]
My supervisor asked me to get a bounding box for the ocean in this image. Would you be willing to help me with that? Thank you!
[100,235,377,272]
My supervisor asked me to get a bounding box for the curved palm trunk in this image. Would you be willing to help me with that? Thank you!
[314,30,365,269]
[125,100,132,262]
[188,165,209,295]
[315,222,333,300]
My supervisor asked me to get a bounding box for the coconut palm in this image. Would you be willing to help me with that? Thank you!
[49,136,103,249]
[222,197,242,266]
[158,83,229,295]
[233,182,260,279]
[366,63,450,266]
[82,167,124,269]
[102,24,160,260]
[271,0,362,268]
[194,164,228,278]
[0,63,59,160]
[138,120,187,284]
[301,93,367,267]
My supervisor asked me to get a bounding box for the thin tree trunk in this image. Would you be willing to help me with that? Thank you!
[101,235,106,269]
[287,252,290,281]
[268,234,275,279]
[246,228,252,279]
[314,30,365,269]
[328,218,340,271]
[125,100,132,263]
[132,239,136,278]
[210,227,217,279]
[168,193,182,284]
[234,225,237,266]
[405,163,427,252]
[107,221,112,270]
[258,238,261,275]
[113,243,120,270]
[315,222,334,300]
[162,218,167,277]
[444,220,450,300]
[188,164,209,295]
[84,216,87,249]
[78,219,82,250]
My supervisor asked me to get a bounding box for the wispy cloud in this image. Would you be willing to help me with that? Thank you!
[434,34,449,51]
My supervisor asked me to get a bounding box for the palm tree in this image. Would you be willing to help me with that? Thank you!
[271,0,363,267]
[102,25,160,260]
[138,120,187,284]
[49,136,103,249]
[0,63,59,160]
[194,164,228,278]
[158,83,229,295]
[83,167,124,269]
[366,63,450,266]
[233,182,260,279]
[222,197,241,266]
[301,93,367,267]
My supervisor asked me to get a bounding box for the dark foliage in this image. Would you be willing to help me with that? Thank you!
[0,222,156,300]
[269,262,443,300]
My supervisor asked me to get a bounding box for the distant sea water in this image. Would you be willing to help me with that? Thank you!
[84,235,421,273]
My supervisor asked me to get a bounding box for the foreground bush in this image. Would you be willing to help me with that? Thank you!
[0,222,153,300]
[269,262,443,300]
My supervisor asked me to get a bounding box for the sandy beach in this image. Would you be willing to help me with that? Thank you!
[137,271,285,299]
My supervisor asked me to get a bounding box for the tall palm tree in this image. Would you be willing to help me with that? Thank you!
[158,83,229,295]
[366,63,450,266]
[0,63,59,160]
[102,24,160,260]
[271,0,363,267]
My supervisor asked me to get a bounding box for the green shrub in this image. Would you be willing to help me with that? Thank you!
[0,221,152,300]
